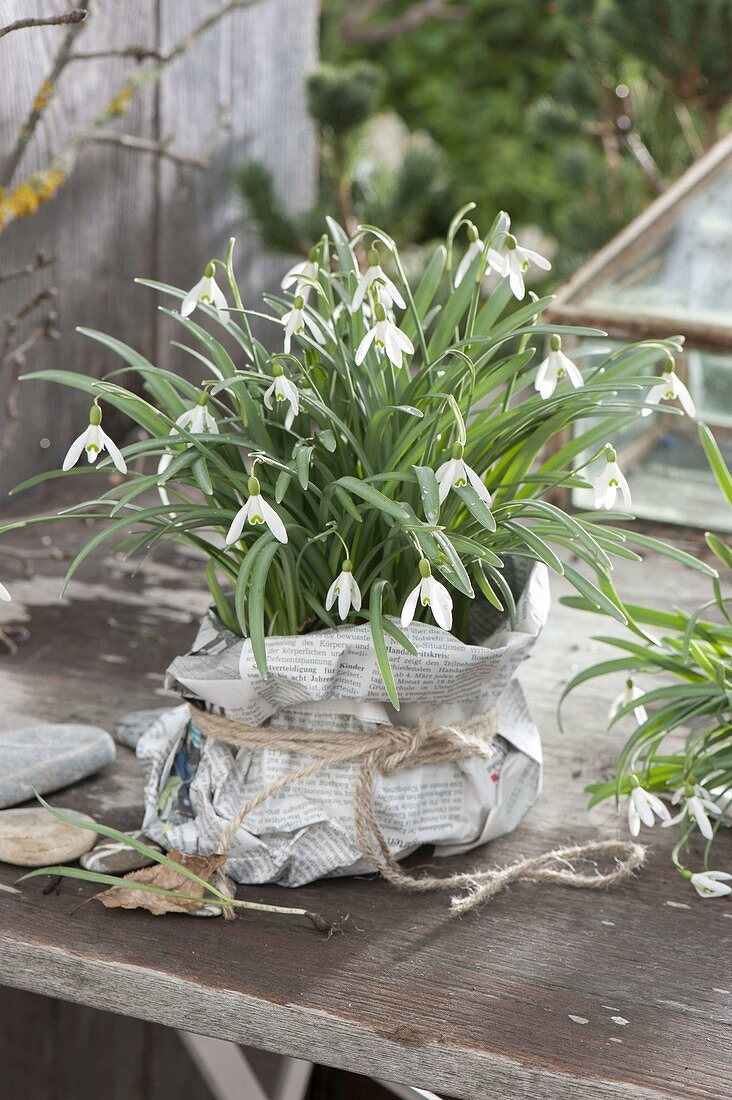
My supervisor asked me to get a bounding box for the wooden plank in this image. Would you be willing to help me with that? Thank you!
[155,0,318,370]
[0,506,729,1100]
[545,303,732,352]
[0,0,318,495]
[0,2,158,496]
[0,985,216,1100]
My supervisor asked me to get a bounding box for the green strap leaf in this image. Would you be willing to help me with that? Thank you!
[412,465,440,524]
[369,580,400,709]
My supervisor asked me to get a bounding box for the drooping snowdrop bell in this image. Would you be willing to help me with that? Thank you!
[435,441,492,506]
[401,559,453,632]
[626,782,671,837]
[225,475,288,545]
[281,295,326,354]
[263,362,299,430]
[281,247,319,300]
[63,403,127,475]
[355,301,414,369]
[593,445,631,510]
[534,335,584,399]
[489,233,551,299]
[181,262,230,324]
[325,560,362,621]
[644,357,695,418]
[351,246,406,313]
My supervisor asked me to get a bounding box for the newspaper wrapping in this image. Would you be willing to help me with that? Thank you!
[137,561,550,887]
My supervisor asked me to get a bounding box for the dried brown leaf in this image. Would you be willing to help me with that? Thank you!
[95,849,227,916]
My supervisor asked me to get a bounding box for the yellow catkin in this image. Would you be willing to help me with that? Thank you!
[31,80,55,113]
[105,86,134,117]
[0,168,66,229]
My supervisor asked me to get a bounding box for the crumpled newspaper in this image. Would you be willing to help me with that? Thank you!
[136,563,550,887]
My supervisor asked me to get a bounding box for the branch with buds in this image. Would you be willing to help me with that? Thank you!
[0,8,87,40]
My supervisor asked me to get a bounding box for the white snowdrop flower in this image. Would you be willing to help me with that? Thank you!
[157,394,219,500]
[534,335,584,399]
[325,560,362,621]
[609,679,647,726]
[63,403,127,475]
[401,559,453,632]
[627,782,671,837]
[181,262,229,325]
[644,358,695,418]
[174,396,219,438]
[225,475,288,545]
[355,302,414,369]
[0,582,10,602]
[351,246,406,312]
[435,441,492,506]
[593,445,631,510]
[281,248,319,298]
[663,784,722,841]
[263,363,299,430]
[454,225,483,287]
[689,870,732,899]
[488,232,551,299]
[281,294,327,353]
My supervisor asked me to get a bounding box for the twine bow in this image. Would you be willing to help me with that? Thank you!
[194,708,644,914]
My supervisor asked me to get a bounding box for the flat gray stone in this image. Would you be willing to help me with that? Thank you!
[0,807,97,867]
[80,830,162,874]
[114,708,175,751]
[0,724,116,809]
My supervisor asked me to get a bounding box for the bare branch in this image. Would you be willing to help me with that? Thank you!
[0,8,87,40]
[624,131,666,192]
[69,46,165,63]
[339,0,467,45]
[90,131,209,169]
[1,0,92,187]
[0,251,55,285]
[0,0,266,232]
[0,287,59,463]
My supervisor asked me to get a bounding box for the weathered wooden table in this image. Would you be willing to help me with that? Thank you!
[0,503,729,1099]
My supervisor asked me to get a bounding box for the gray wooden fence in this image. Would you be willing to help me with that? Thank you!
[0,0,318,497]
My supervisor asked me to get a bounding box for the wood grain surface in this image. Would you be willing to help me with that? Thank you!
[0,0,317,495]
[0,499,729,1100]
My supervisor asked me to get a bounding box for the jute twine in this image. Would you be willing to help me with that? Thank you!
[195,708,644,914]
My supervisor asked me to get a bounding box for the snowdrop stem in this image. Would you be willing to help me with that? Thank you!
[224,237,259,369]
[330,527,351,560]
[671,825,695,874]
[388,241,429,367]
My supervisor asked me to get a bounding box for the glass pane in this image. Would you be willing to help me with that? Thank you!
[688,349,732,426]
[569,340,732,531]
[581,162,732,329]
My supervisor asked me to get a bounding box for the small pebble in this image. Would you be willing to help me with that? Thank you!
[568,1015,589,1025]
[0,807,97,867]
[80,830,162,874]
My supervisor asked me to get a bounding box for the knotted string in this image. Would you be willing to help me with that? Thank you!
[195,708,644,913]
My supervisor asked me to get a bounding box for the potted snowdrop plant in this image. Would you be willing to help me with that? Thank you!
[561,424,730,900]
[4,207,711,898]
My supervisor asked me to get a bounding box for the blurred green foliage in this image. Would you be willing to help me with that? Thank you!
[321,0,732,275]
[236,59,450,257]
